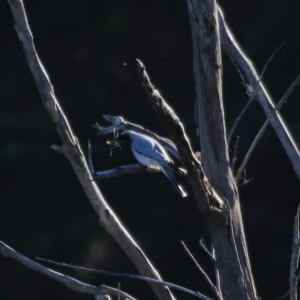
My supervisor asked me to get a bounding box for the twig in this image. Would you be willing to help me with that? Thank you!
[7,1,176,299]
[0,241,136,300]
[199,239,216,262]
[228,43,285,144]
[238,170,253,187]
[230,136,239,171]
[211,244,221,297]
[36,257,214,300]
[218,7,300,180]
[181,241,222,300]
[236,72,300,182]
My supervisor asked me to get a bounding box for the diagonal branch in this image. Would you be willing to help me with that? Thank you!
[136,59,201,176]
[181,241,222,300]
[236,72,300,182]
[0,241,136,300]
[135,59,227,211]
[7,1,176,300]
[218,7,300,180]
[228,43,285,144]
[37,257,214,300]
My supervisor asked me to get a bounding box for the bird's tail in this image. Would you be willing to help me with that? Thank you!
[160,165,187,198]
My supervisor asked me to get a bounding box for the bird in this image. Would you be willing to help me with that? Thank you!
[107,130,187,197]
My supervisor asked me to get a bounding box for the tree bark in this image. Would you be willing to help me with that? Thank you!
[187,1,258,299]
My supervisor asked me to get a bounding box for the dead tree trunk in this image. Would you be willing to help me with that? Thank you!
[186,1,257,299]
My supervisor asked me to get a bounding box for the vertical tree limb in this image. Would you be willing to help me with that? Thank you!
[186,1,258,299]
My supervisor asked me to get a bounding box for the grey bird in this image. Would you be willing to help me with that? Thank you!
[107,130,187,197]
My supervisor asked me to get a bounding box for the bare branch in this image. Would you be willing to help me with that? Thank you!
[181,241,222,300]
[230,136,239,171]
[7,1,176,299]
[211,244,221,297]
[0,241,136,300]
[136,59,200,176]
[218,7,300,180]
[199,239,216,262]
[227,43,285,144]
[236,72,300,182]
[36,257,214,300]
[135,59,227,211]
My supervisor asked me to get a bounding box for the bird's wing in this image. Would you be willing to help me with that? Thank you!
[130,135,170,164]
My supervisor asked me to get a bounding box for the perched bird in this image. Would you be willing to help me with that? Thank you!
[107,130,187,197]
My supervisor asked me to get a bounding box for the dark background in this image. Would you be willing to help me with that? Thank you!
[1,0,300,299]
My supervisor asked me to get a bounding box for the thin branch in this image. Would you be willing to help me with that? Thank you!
[199,239,216,262]
[218,7,300,180]
[36,257,214,300]
[230,136,239,171]
[7,1,176,299]
[236,72,300,182]
[228,43,285,144]
[181,241,222,300]
[0,241,136,300]
[211,244,221,297]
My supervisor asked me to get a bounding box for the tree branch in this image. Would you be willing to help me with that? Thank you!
[136,59,201,176]
[181,241,222,300]
[236,72,300,182]
[36,257,214,300]
[218,7,300,180]
[0,241,136,300]
[228,43,285,144]
[7,1,175,299]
